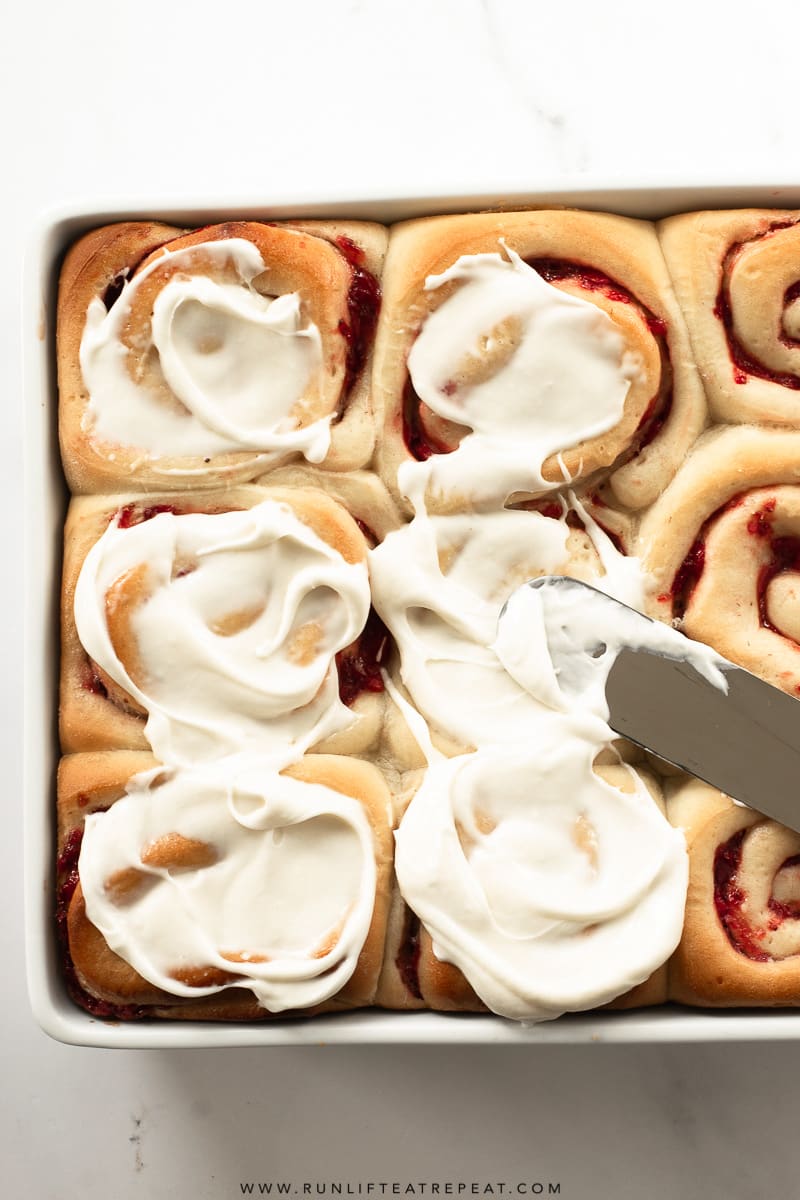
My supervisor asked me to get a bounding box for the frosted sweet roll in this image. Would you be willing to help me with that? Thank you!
[58,220,386,491]
[369,490,645,764]
[60,486,375,761]
[373,209,705,513]
[57,752,393,1018]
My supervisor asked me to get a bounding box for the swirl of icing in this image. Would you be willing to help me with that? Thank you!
[80,238,331,462]
[400,248,645,506]
[77,759,377,1012]
[369,494,645,753]
[74,500,370,764]
[381,527,729,1020]
[394,740,688,1021]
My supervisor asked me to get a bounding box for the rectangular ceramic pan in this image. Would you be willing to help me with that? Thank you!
[25,183,800,1047]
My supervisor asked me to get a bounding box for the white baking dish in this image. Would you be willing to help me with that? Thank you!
[25,184,800,1047]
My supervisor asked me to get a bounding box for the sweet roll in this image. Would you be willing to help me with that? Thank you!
[57,751,393,1018]
[59,485,377,760]
[373,209,705,515]
[639,426,800,695]
[659,209,800,427]
[378,755,678,1018]
[668,778,800,1007]
[58,220,386,492]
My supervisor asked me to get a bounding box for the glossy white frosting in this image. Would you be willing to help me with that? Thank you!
[394,739,687,1021]
[78,760,376,1012]
[374,324,700,1017]
[80,239,330,463]
[369,492,644,751]
[74,501,370,765]
[388,568,724,1020]
[402,248,640,504]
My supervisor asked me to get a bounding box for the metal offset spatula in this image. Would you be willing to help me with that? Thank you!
[499,575,800,834]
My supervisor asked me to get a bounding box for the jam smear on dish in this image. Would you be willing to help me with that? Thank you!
[396,910,423,1000]
[336,609,389,707]
[715,221,800,387]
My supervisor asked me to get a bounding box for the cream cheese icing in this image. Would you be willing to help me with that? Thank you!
[80,239,331,463]
[374,493,700,1020]
[393,739,688,1022]
[74,501,370,765]
[368,492,643,752]
[78,759,377,1012]
[386,570,721,1021]
[402,248,641,505]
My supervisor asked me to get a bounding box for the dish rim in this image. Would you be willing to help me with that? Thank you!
[25,183,800,1047]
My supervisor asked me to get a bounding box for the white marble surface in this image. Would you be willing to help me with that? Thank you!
[4,0,800,1195]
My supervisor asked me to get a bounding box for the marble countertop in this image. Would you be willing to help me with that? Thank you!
[4,1,800,1195]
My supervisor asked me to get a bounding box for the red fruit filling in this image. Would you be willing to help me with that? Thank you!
[666,493,799,620]
[56,823,146,1020]
[336,609,389,707]
[757,534,800,634]
[116,502,180,529]
[668,538,707,616]
[402,258,672,465]
[714,221,800,387]
[530,261,674,461]
[335,236,381,397]
[402,378,457,462]
[396,910,423,1000]
[101,270,131,311]
[81,662,108,698]
[714,830,800,960]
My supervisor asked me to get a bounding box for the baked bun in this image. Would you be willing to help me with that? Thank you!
[58,751,393,1019]
[58,220,386,493]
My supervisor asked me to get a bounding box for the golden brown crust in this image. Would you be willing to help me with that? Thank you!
[667,780,800,1007]
[58,751,393,1019]
[377,762,666,1014]
[258,463,403,544]
[58,220,387,493]
[373,208,706,516]
[658,209,800,427]
[638,425,800,695]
